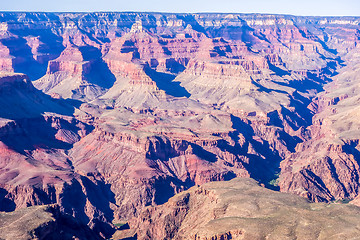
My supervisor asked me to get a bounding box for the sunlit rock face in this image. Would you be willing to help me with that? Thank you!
[120,178,360,239]
[0,12,359,239]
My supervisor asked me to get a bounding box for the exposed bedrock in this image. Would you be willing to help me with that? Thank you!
[0,12,359,238]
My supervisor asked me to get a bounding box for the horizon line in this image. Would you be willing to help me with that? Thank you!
[0,10,359,18]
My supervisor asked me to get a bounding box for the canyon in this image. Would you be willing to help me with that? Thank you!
[0,12,359,239]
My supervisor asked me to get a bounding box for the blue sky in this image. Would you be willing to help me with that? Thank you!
[1,0,359,16]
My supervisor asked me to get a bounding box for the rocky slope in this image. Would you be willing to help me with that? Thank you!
[116,178,360,240]
[0,12,359,238]
[279,47,360,202]
[0,204,99,239]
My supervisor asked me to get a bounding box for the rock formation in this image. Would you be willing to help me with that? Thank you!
[117,178,360,240]
[0,12,359,238]
[0,204,100,239]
